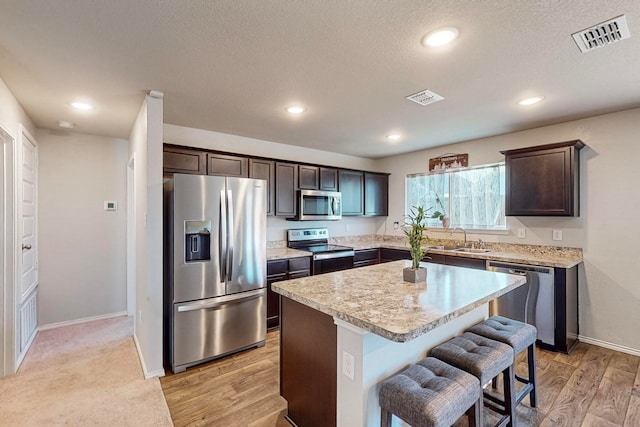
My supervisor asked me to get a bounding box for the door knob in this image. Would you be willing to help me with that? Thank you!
[22,244,32,250]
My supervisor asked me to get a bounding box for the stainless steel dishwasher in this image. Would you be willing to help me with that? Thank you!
[486,260,555,346]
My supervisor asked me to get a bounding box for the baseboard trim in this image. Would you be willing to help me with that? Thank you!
[133,332,165,379]
[38,311,128,331]
[578,335,640,357]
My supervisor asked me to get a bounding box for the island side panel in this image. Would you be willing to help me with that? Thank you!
[280,296,337,427]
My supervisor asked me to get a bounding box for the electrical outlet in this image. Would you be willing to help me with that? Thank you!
[517,228,526,239]
[552,229,563,241]
[393,221,399,230]
[342,351,355,380]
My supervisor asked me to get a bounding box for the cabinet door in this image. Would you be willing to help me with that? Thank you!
[289,256,311,275]
[163,146,206,175]
[249,159,275,216]
[266,260,288,330]
[379,248,411,262]
[338,170,364,216]
[364,173,389,216]
[275,162,298,217]
[444,255,486,270]
[207,153,248,177]
[298,165,319,190]
[426,253,446,264]
[319,167,338,191]
[503,140,583,216]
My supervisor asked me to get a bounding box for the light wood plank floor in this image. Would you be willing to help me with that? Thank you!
[161,331,640,426]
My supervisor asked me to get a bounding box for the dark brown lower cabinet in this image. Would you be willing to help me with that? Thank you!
[266,257,311,329]
[379,248,412,263]
[353,248,380,268]
[280,297,337,427]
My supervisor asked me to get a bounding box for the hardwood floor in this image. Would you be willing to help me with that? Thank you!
[161,330,640,426]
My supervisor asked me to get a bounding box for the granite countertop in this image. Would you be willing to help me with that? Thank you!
[266,247,311,261]
[272,260,526,342]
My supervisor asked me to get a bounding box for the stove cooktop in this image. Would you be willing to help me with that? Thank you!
[292,244,353,254]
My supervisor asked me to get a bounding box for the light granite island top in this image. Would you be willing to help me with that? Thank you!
[273,259,526,343]
[274,260,527,427]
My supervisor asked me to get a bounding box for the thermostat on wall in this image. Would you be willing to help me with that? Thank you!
[104,201,118,211]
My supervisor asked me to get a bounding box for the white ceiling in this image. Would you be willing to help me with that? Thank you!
[0,1,639,159]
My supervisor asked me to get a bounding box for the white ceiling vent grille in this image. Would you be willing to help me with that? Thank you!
[572,15,631,53]
[406,89,444,106]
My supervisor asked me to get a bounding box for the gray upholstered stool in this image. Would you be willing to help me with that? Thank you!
[469,315,538,407]
[430,332,516,427]
[378,357,481,427]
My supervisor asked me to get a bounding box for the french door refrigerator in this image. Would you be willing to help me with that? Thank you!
[164,173,267,373]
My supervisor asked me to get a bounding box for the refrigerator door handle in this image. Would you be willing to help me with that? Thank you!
[176,289,265,312]
[226,189,234,282]
[220,189,227,282]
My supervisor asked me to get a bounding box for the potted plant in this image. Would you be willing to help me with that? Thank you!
[403,206,431,283]
[431,192,450,228]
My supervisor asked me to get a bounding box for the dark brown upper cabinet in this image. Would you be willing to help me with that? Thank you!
[163,146,206,175]
[207,153,248,177]
[364,173,389,216]
[298,165,319,190]
[502,140,584,217]
[319,168,338,191]
[249,159,275,216]
[339,170,364,216]
[275,162,298,217]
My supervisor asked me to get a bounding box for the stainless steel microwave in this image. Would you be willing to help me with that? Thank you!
[296,190,342,220]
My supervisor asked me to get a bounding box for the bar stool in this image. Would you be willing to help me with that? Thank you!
[378,357,482,427]
[430,332,516,427]
[468,315,538,407]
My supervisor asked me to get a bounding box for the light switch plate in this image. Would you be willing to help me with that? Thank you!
[104,201,117,211]
[517,228,526,239]
[552,229,563,241]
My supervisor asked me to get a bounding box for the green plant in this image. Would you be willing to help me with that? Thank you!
[404,206,431,269]
[431,192,447,221]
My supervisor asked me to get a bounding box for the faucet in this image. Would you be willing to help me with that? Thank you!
[450,227,467,247]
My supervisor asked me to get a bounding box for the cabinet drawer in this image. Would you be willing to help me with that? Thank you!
[445,255,486,270]
[289,257,311,273]
[379,248,411,262]
[426,253,446,264]
[267,259,288,275]
[289,271,311,279]
[354,248,379,262]
[354,259,379,269]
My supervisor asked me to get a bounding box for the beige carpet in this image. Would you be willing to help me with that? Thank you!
[0,316,173,426]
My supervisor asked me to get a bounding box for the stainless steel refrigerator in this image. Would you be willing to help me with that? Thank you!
[164,173,267,373]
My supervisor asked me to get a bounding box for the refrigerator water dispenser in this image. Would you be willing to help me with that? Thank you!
[185,220,211,262]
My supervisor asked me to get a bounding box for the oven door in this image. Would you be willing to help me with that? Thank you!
[312,252,354,275]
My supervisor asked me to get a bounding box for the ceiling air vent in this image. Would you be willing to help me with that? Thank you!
[406,89,444,106]
[572,14,631,53]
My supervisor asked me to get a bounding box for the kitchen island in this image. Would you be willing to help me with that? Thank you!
[272,260,526,427]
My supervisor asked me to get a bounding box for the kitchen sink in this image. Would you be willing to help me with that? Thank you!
[453,248,492,253]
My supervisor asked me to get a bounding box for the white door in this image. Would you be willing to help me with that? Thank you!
[16,125,38,367]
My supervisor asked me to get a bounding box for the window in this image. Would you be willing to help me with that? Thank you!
[405,163,506,230]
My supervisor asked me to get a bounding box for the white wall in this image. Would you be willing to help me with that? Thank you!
[377,107,640,352]
[36,130,128,326]
[129,93,164,378]
[0,76,36,377]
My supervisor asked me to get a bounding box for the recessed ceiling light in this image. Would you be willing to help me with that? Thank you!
[422,27,459,47]
[286,106,306,114]
[386,133,402,140]
[57,120,75,129]
[70,101,94,111]
[518,96,545,106]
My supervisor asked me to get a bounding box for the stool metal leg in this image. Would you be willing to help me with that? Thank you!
[380,408,391,427]
[466,398,482,427]
[528,344,537,407]
[503,365,516,427]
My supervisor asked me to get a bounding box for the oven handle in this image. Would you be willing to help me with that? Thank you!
[313,250,355,261]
